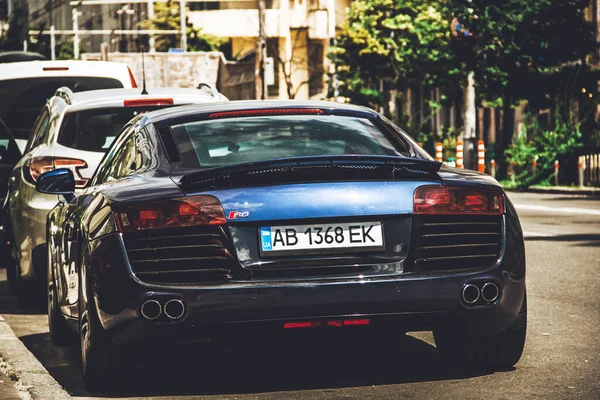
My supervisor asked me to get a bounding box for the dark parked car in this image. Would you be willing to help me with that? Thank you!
[37,101,527,389]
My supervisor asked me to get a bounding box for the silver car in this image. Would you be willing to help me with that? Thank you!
[7,86,227,306]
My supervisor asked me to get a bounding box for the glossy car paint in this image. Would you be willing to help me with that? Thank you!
[44,101,526,351]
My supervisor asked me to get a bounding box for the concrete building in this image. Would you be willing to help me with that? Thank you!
[188,0,350,100]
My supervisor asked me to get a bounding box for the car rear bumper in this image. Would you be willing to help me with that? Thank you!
[89,233,526,347]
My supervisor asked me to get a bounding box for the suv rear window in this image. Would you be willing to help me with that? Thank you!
[171,115,409,168]
[0,77,123,140]
[58,107,163,152]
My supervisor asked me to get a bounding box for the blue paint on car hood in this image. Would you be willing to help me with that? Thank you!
[193,181,437,222]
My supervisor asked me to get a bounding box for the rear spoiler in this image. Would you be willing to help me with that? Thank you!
[179,155,442,191]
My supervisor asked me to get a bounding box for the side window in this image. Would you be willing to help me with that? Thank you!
[113,135,136,178]
[25,109,50,153]
[91,124,133,185]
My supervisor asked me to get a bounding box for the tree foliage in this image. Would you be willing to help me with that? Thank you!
[138,1,226,52]
[335,0,460,106]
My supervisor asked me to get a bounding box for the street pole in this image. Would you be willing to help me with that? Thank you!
[147,0,155,52]
[256,0,267,100]
[50,25,56,60]
[72,7,80,59]
[463,71,476,169]
[180,0,187,51]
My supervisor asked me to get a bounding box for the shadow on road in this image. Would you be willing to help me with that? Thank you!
[525,233,600,247]
[18,330,497,398]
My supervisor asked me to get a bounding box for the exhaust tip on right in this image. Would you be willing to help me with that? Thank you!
[481,282,500,303]
[462,284,480,304]
[140,299,162,321]
[164,299,186,320]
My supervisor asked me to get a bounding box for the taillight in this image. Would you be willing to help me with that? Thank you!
[27,157,88,188]
[208,108,324,119]
[414,186,504,214]
[114,195,226,232]
[127,67,138,88]
[123,98,173,107]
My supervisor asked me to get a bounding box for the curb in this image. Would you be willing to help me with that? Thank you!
[0,315,71,400]
[504,186,600,196]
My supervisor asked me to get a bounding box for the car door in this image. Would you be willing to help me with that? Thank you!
[58,125,137,317]
[0,117,22,258]
[0,117,22,206]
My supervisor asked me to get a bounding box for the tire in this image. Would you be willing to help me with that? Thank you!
[48,283,75,345]
[434,292,527,369]
[79,271,121,391]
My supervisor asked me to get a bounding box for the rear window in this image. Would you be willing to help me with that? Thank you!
[0,77,123,140]
[58,107,159,152]
[171,115,409,168]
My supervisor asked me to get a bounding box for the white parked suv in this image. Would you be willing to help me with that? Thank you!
[6,86,227,306]
[0,60,138,153]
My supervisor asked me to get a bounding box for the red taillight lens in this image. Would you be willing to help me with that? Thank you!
[114,195,226,232]
[127,67,138,88]
[414,186,504,214]
[208,108,324,119]
[123,98,173,107]
[28,157,88,188]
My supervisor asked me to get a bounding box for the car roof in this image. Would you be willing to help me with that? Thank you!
[59,87,225,112]
[0,60,133,83]
[141,100,378,127]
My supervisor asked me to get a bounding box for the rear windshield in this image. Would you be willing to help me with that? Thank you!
[58,107,160,152]
[0,77,123,140]
[171,115,409,168]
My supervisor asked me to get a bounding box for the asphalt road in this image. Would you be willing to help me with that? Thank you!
[1,191,599,400]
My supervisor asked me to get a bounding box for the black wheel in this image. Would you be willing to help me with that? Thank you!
[434,292,527,369]
[48,283,74,345]
[79,271,121,391]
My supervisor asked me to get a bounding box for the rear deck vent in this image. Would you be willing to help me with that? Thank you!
[412,215,502,271]
[157,126,181,163]
[122,226,235,284]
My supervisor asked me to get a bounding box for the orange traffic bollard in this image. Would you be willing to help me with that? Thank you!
[456,141,464,168]
[477,140,485,173]
[435,142,443,162]
[490,159,496,178]
[554,160,559,186]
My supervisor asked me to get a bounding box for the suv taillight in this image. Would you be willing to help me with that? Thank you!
[414,186,504,215]
[27,157,89,188]
[113,195,226,232]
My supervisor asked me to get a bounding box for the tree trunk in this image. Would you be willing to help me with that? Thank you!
[496,93,515,179]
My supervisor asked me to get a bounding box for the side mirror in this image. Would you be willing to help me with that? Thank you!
[36,168,76,202]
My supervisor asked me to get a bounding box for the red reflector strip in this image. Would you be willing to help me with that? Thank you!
[43,67,69,71]
[327,320,343,327]
[343,319,370,326]
[123,98,174,107]
[283,322,314,329]
[209,108,324,119]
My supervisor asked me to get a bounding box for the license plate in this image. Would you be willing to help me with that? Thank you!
[259,222,384,255]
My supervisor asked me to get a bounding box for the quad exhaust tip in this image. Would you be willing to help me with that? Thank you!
[164,299,186,320]
[462,284,480,304]
[140,299,162,320]
[481,282,500,303]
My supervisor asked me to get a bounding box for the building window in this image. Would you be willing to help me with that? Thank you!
[308,39,324,97]
[189,2,220,11]
[267,38,280,97]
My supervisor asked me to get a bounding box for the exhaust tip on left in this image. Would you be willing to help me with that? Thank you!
[140,299,162,320]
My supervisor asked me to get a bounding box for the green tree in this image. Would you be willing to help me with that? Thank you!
[335,0,460,111]
[138,0,226,52]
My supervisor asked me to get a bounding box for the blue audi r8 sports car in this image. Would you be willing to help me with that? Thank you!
[37,101,526,389]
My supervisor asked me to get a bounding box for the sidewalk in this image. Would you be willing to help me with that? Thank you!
[0,315,71,400]
[0,369,21,400]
